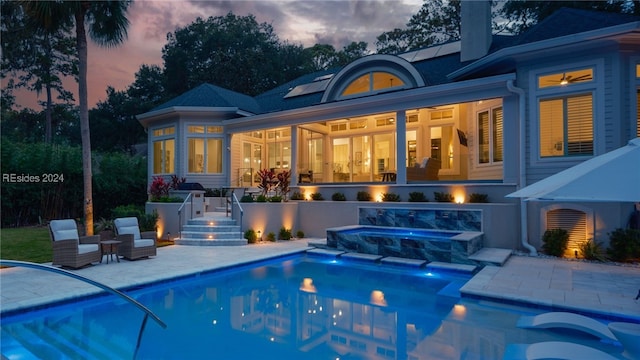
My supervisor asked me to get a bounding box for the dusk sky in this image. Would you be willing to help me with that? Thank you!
[12,0,424,110]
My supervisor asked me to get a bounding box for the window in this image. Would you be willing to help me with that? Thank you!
[187,125,223,174]
[539,94,593,157]
[636,64,640,137]
[477,107,503,164]
[152,126,175,174]
[342,71,404,97]
[538,68,593,89]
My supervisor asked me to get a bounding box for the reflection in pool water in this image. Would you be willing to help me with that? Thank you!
[0,255,627,359]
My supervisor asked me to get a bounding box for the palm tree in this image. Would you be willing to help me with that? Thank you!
[22,1,131,235]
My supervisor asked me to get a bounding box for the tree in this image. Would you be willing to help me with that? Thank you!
[162,13,308,97]
[304,42,370,71]
[376,0,461,54]
[22,0,132,235]
[499,1,638,34]
[1,1,77,143]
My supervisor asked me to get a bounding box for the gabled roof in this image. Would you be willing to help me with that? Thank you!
[514,7,640,45]
[151,83,261,114]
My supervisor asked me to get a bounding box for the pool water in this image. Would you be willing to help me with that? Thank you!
[0,255,627,359]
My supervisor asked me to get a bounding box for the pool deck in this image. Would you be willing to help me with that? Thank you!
[1,239,639,321]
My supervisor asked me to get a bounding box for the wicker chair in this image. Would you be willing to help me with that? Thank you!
[406,157,441,181]
[114,217,157,260]
[49,219,101,269]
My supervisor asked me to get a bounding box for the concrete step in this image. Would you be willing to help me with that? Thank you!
[179,231,243,240]
[181,224,240,232]
[188,217,236,226]
[174,238,248,246]
[468,248,512,266]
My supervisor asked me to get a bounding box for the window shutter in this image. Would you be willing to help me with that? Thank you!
[478,111,489,163]
[539,99,564,157]
[636,89,640,138]
[492,107,503,162]
[546,209,587,253]
[566,95,593,155]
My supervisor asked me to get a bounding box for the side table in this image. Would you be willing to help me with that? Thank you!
[100,240,122,264]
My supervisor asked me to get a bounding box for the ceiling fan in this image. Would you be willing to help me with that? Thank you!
[546,73,593,86]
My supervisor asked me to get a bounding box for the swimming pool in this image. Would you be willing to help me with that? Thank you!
[0,255,628,359]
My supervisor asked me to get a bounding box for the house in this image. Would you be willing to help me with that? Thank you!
[137,4,640,254]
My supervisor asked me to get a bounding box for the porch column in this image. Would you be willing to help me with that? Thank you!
[291,125,299,185]
[396,110,407,184]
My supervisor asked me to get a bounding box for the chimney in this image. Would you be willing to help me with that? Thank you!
[461,0,492,62]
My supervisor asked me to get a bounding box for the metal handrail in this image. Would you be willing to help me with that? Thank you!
[0,259,166,359]
[177,192,193,238]
[231,190,243,233]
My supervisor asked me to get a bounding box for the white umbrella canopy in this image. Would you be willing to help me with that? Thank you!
[507,137,640,202]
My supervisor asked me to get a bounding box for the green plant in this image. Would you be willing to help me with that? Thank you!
[542,228,569,257]
[331,192,346,201]
[311,192,324,201]
[244,229,257,244]
[267,232,276,242]
[295,230,305,238]
[382,193,401,202]
[408,191,428,202]
[356,191,371,201]
[468,193,489,203]
[278,227,292,240]
[579,239,608,261]
[138,210,159,232]
[290,191,304,200]
[256,194,268,202]
[112,204,145,219]
[94,217,114,232]
[152,196,184,203]
[434,191,454,203]
[148,176,171,201]
[268,195,282,202]
[240,194,254,203]
[607,228,640,262]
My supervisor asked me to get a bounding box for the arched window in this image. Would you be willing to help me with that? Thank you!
[341,72,405,97]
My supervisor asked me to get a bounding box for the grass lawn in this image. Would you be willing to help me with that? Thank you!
[1,226,52,263]
[1,226,173,265]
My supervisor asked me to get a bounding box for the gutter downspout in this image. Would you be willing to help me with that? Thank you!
[507,79,538,255]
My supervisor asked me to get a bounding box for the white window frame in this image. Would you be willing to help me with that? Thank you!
[151,126,175,175]
[530,60,603,165]
[186,124,224,174]
[476,106,503,166]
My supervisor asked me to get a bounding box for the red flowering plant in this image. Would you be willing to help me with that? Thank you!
[149,176,170,201]
[276,170,291,200]
[257,169,276,197]
[170,175,186,190]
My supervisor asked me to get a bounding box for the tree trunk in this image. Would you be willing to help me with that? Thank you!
[75,8,93,236]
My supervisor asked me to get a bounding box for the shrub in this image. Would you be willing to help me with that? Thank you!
[149,176,171,201]
[152,196,184,203]
[382,193,401,202]
[112,204,145,219]
[170,175,186,190]
[295,230,305,238]
[256,194,268,203]
[357,191,371,201]
[141,210,159,232]
[276,170,291,199]
[290,191,304,200]
[311,192,324,201]
[468,193,489,203]
[434,192,454,203]
[408,192,428,202]
[244,229,257,244]
[579,239,608,261]
[279,227,292,240]
[267,232,276,242]
[607,228,640,262]
[240,194,254,203]
[332,192,346,201]
[269,195,283,202]
[542,228,569,257]
[94,217,114,233]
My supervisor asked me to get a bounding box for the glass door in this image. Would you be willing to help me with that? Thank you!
[332,138,350,182]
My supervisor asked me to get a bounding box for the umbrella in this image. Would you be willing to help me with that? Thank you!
[507,137,640,202]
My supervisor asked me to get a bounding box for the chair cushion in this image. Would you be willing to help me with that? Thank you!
[119,225,141,240]
[420,157,429,168]
[134,239,155,248]
[50,219,80,241]
[78,243,99,254]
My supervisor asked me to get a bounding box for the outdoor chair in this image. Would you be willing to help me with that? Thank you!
[406,157,440,181]
[114,217,157,260]
[49,219,101,269]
